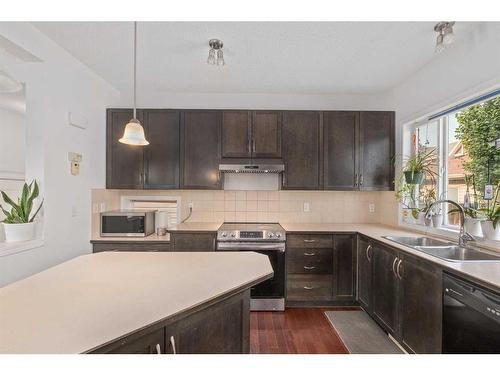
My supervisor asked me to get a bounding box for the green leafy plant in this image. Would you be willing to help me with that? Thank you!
[0,180,44,224]
[402,148,438,178]
[478,182,500,229]
[455,97,500,193]
[448,174,482,219]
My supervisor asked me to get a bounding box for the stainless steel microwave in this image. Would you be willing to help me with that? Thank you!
[100,210,156,237]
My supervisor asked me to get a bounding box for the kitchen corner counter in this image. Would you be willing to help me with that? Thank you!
[281,222,500,292]
[167,222,222,233]
[0,251,273,354]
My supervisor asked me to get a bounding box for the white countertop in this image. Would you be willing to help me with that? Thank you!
[0,251,273,354]
[282,223,500,291]
[167,222,223,232]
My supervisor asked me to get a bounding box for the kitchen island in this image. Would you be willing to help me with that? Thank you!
[0,251,273,354]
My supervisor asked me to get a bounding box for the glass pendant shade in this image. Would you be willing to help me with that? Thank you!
[119,118,150,146]
[207,49,216,64]
[216,49,225,66]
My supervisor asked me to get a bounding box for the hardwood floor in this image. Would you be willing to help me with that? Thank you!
[250,307,359,354]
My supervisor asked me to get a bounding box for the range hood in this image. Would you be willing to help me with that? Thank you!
[219,163,285,174]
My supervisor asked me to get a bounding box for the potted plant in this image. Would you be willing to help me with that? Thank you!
[0,180,43,243]
[402,149,437,185]
[479,182,500,241]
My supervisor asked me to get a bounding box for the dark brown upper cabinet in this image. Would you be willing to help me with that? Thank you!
[221,111,252,158]
[143,110,180,189]
[323,111,394,191]
[106,109,145,189]
[180,110,222,189]
[106,109,180,189]
[282,111,321,190]
[252,111,282,158]
[221,110,282,159]
[323,111,358,190]
[358,111,395,191]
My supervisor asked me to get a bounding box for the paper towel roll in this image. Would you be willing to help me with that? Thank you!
[155,211,168,229]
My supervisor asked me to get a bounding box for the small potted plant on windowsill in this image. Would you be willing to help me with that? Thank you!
[402,149,437,185]
[479,183,500,241]
[1,180,43,243]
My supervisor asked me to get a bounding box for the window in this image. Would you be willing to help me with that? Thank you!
[403,93,500,230]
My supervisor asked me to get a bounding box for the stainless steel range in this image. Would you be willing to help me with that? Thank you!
[216,222,286,311]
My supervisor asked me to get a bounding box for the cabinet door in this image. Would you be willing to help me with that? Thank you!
[251,111,282,158]
[106,109,144,189]
[221,111,252,158]
[144,110,180,189]
[180,111,221,189]
[323,111,358,190]
[372,244,399,336]
[103,328,164,354]
[165,290,250,354]
[170,233,216,251]
[333,235,356,301]
[282,111,321,189]
[357,236,372,312]
[399,254,442,353]
[358,111,394,191]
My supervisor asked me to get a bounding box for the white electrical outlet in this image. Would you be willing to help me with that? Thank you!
[188,202,194,209]
[369,203,376,213]
[71,206,78,217]
[92,203,99,214]
[303,202,310,212]
[99,202,106,213]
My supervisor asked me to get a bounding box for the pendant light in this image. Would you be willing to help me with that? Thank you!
[119,22,149,146]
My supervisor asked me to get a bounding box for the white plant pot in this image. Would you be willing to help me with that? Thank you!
[481,221,500,241]
[417,212,426,225]
[432,214,443,228]
[464,218,483,237]
[3,222,35,243]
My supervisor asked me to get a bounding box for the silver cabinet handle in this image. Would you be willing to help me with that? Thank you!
[303,239,316,243]
[366,245,372,262]
[156,343,161,354]
[304,252,316,256]
[303,286,314,290]
[303,266,316,270]
[170,336,177,354]
[354,173,359,187]
[252,139,256,153]
[359,174,364,186]
[248,138,252,154]
[396,259,403,280]
[392,257,398,277]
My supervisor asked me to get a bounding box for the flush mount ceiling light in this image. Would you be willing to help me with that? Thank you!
[434,21,455,53]
[119,22,149,146]
[207,39,225,66]
[0,70,23,93]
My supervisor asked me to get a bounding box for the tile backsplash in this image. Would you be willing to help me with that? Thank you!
[91,189,399,237]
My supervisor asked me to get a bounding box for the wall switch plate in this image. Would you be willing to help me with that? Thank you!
[303,202,310,212]
[369,203,376,213]
[92,203,99,214]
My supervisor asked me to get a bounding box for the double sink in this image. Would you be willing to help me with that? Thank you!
[384,236,500,262]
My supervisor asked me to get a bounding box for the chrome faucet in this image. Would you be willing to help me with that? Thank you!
[425,199,475,247]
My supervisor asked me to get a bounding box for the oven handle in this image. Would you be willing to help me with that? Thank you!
[217,242,286,252]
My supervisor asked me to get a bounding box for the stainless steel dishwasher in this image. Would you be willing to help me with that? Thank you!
[443,273,500,353]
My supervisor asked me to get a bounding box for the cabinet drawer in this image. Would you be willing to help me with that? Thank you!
[171,233,216,251]
[286,235,333,248]
[286,274,333,301]
[287,248,333,274]
[92,243,170,253]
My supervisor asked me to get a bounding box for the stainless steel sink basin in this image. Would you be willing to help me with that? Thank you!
[383,236,500,262]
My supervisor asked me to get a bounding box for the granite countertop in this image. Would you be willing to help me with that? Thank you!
[281,223,500,292]
[0,251,273,354]
[167,222,222,232]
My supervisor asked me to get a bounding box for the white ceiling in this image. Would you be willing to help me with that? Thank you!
[33,22,479,96]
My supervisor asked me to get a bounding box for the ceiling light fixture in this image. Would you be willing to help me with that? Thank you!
[119,22,149,146]
[434,21,455,53]
[207,39,225,66]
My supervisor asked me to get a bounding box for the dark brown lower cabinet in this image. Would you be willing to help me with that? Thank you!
[399,254,442,353]
[357,236,372,312]
[286,234,356,305]
[90,289,250,354]
[92,242,171,253]
[372,243,399,336]
[170,232,216,251]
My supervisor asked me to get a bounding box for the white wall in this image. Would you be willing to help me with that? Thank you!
[0,108,25,179]
[0,23,119,286]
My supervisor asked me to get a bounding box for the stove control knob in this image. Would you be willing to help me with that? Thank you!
[276,233,281,238]
[268,233,274,238]
[231,233,236,238]
[221,232,227,237]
